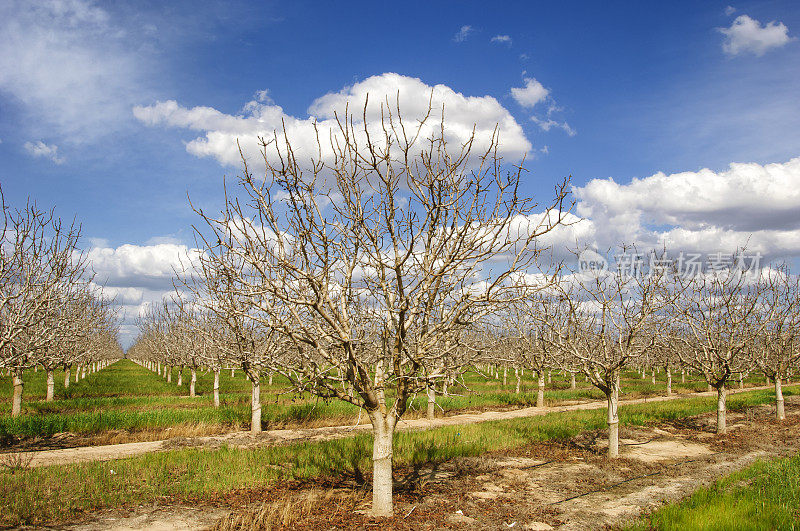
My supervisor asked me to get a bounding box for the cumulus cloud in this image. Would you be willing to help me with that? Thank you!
[23,140,64,164]
[453,25,474,42]
[86,242,202,346]
[574,157,800,260]
[491,34,512,45]
[720,15,793,56]
[511,78,549,108]
[134,72,532,168]
[87,243,198,291]
[511,77,575,137]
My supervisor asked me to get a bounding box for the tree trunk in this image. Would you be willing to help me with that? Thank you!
[177,368,183,387]
[46,369,55,402]
[681,369,685,384]
[74,365,80,383]
[11,370,24,417]
[250,376,262,433]
[570,372,576,389]
[738,373,744,389]
[167,366,172,383]
[502,365,507,386]
[651,369,656,384]
[607,385,619,458]
[189,368,197,397]
[369,412,396,517]
[81,365,86,379]
[426,384,436,420]
[666,368,672,396]
[547,370,552,384]
[64,367,70,388]
[537,371,545,408]
[268,372,273,386]
[716,386,727,434]
[775,377,785,421]
[213,368,220,408]
[515,367,521,394]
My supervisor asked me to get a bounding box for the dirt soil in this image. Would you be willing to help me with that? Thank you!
[47,396,800,530]
[7,384,779,469]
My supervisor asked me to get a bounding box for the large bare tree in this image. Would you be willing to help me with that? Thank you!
[192,100,570,515]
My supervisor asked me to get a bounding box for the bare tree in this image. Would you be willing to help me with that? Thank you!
[550,260,667,458]
[0,190,88,416]
[753,266,800,421]
[668,267,766,434]
[192,100,570,515]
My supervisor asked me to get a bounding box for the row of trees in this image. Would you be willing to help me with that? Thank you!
[0,186,122,416]
[127,103,798,517]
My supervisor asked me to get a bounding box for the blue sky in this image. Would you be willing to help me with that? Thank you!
[2,0,799,343]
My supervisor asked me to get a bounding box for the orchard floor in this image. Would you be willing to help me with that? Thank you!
[42,397,800,531]
[11,383,780,469]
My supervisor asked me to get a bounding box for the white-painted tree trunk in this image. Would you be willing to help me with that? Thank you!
[46,369,55,401]
[607,386,619,458]
[775,377,785,421]
[177,368,183,387]
[268,372,273,386]
[515,367,521,394]
[230,368,235,377]
[213,368,220,408]
[738,373,744,389]
[651,370,656,384]
[189,368,197,397]
[548,370,552,384]
[426,384,436,420]
[681,369,685,384]
[537,372,545,408]
[369,412,395,517]
[502,365,507,386]
[64,367,70,389]
[716,386,727,434]
[666,368,672,396]
[11,371,24,417]
[570,372,576,389]
[167,367,172,383]
[250,377,262,433]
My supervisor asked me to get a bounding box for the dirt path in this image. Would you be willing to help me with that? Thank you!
[15,384,783,469]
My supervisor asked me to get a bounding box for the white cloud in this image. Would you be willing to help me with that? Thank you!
[134,72,532,168]
[491,34,512,45]
[454,25,474,42]
[725,6,737,16]
[87,243,198,291]
[531,117,576,136]
[720,15,793,56]
[23,140,64,164]
[510,77,576,137]
[0,0,150,143]
[574,157,800,260]
[511,78,549,108]
[86,242,202,346]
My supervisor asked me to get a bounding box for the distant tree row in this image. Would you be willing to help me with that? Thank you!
[0,185,122,416]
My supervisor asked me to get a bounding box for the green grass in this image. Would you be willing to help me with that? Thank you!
[0,386,793,526]
[627,454,800,531]
[0,359,779,439]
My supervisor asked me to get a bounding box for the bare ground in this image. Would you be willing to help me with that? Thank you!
[10,384,780,469]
